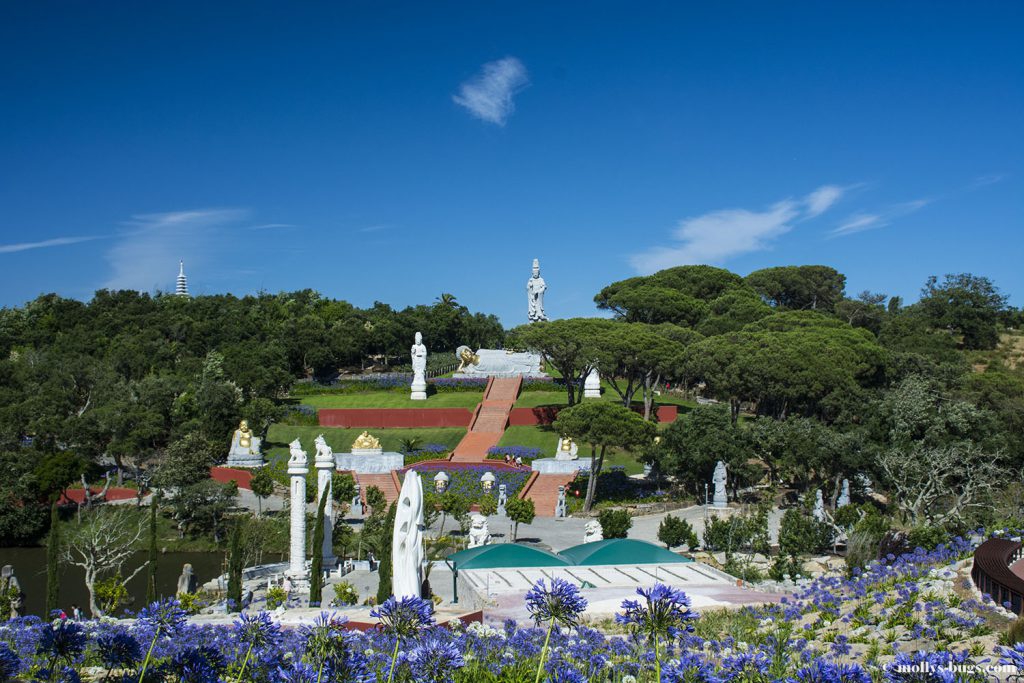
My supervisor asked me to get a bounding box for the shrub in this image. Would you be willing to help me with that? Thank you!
[265,586,287,610]
[658,514,697,550]
[845,530,882,574]
[778,509,834,557]
[477,495,498,517]
[332,581,359,606]
[906,525,949,551]
[597,509,632,539]
[702,507,770,555]
[95,576,128,615]
[506,497,536,541]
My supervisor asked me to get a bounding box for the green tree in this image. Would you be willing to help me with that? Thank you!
[376,502,397,604]
[309,487,329,607]
[437,492,471,536]
[226,518,243,612]
[918,273,1007,350]
[745,265,846,312]
[657,514,697,550]
[249,466,275,516]
[365,486,387,516]
[597,509,632,539]
[508,318,616,405]
[157,432,221,490]
[778,509,833,558]
[505,497,535,542]
[554,402,657,513]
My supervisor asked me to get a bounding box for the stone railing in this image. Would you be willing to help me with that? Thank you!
[970,537,1024,616]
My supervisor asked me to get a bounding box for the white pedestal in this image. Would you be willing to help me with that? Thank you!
[584,368,601,398]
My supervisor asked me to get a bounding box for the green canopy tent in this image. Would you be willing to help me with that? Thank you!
[558,538,693,566]
[444,544,571,603]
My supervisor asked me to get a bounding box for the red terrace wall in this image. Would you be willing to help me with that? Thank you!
[342,610,483,632]
[318,408,473,428]
[508,404,678,425]
[210,466,254,490]
[59,487,138,505]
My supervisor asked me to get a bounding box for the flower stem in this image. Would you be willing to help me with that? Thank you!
[534,618,555,683]
[235,641,254,683]
[137,626,161,683]
[386,636,401,683]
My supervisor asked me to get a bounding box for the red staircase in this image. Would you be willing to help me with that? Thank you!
[451,377,521,461]
[356,472,401,513]
[520,472,579,516]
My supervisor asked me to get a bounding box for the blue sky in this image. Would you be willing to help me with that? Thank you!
[1,1,1021,325]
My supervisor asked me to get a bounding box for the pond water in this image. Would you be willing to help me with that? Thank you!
[0,547,243,618]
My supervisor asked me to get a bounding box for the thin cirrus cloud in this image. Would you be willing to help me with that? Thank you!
[0,235,101,254]
[453,57,529,126]
[628,185,847,274]
[103,208,249,291]
[830,199,930,238]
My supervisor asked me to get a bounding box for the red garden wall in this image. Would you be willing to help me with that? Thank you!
[318,408,474,428]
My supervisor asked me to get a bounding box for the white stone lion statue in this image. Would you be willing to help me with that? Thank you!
[583,520,603,544]
[467,513,490,548]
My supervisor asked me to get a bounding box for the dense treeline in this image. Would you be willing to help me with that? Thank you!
[511,264,1024,535]
[0,289,502,543]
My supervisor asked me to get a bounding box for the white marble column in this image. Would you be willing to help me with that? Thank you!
[315,449,336,567]
[287,440,309,581]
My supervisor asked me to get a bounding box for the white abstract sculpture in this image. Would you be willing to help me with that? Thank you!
[813,490,826,522]
[584,520,603,544]
[287,439,309,582]
[410,332,427,400]
[392,471,424,600]
[712,460,728,507]
[467,513,490,548]
[584,368,601,398]
[554,436,579,461]
[314,434,336,566]
[837,479,851,508]
[527,258,548,322]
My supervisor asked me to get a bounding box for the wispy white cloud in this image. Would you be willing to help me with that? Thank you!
[453,57,529,126]
[830,199,930,238]
[629,185,845,274]
[0,235,100,254]
[968,174,1006,189]
[248,223,296,231]
[103,209,248,290]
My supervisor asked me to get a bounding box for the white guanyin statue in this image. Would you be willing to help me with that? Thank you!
[712,460,727,507]
[410,331,427,400]
[527,258,548,322]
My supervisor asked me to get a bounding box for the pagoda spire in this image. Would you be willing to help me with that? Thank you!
[175,260,190,297]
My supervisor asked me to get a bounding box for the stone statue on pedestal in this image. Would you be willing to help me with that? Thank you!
[177,564,197,596]
[1,565,24,619]
[584,520,603,544]
[555,486,567,518]
[527,259,549,322]
[227,419,263,467]
[392,471,424,600]
[813,490,826,522]
[836,479,851,508]
[467,514,490,548]
[555,437,579,460]
[410,332,428,400]
[497,484,508,516]
[351,483,363,517]
[712,461,728,507]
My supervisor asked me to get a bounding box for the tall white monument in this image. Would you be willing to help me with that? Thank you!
[392,471,425,600]
[410,332,428,400]
[527,258,548,322]
[313,435,336,566]
[836,479,851,508]
[287,439,309,584]
[584,367,601,398]
[712,460,728,508]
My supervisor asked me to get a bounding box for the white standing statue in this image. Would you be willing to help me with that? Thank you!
[287,439,309,583]
[555,486,567,518]
[467,513,490,548]
[527,258,549,322]
[813,489,827,522]
[584,520,603,544]
[712,460,728,507]
[836,479,851,508]
[392,471,425,600]
[554,436,579,460]
[410,332,428,400]
[313,435,336,566]
[584,367,601,398]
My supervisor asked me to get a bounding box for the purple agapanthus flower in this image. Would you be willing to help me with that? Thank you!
[788,660,873,682]
[615,583,698,644]
[0,642,21,681]
[406,636,466,682]
[999,642,1024,671]
[370,596,435,637]
[525,578,588,628]
[136,598,188,637]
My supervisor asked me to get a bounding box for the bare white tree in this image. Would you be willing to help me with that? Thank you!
[62,506,148,617]
[878,443,1002,527]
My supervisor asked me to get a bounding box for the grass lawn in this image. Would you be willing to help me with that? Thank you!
[265,424,466,461]
[300,391,483,409]
[497,424,646,475]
